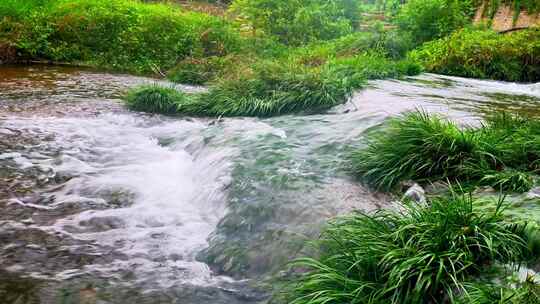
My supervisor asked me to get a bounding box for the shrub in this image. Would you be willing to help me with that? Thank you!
[330,52,421,82]
[409,28,540,82]
[3,0,241,73]
[396,0,475,44]
[229,0,358,45]
[285,194,532,304]
[350,111,540,192]
[0,0,51,20]
[480,169,534,193]
[479,112,540,171]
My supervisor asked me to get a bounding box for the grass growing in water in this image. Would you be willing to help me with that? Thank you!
[285,193,533,304]
[351,111,540,192]
[126,61,357,117]
[124,85,193,114]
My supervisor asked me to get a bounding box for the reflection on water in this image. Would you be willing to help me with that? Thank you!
[0,66,539,303]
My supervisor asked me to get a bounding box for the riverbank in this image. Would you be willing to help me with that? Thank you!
[2,1,539,117]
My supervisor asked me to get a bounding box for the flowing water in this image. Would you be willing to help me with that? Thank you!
[1,65,539,304]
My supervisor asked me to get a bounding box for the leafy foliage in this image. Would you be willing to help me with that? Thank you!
[396,0,475,44]
[409,28,540,82]
[229,0,359,45]
[285,193,532,304]
[1,0,241,73]
[351,110,540,192]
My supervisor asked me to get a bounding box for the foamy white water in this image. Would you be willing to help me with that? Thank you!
[2,113,238,287]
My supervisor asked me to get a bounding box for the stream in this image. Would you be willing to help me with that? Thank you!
[1,65,539,304]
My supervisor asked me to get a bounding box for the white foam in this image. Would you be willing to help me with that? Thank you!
[3,113,236,286]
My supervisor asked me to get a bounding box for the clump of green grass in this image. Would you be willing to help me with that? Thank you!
[351,110,540,192]
[127,61,356,117]
[194,61,355,117]
[351,111,481,191]
[409,28,540,82]
[285,194,533,304]
[124,85,192,114]
[481,169,534,193]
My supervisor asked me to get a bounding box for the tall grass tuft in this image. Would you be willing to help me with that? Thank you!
[285,194,532,304]
[196,62,355,117]
[127,61,356,117]
[124,85,192,114]
[351,110,540,192]
[351,111,481,191]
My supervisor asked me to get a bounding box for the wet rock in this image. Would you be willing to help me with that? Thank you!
[402,183,427,205]
[526,187,540,200]
[78,216,125,232]
[21,218,35,225]
[423,181,450,195]
[473,186,497,195]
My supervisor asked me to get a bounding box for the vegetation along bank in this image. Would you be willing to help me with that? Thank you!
[1,0,538,117]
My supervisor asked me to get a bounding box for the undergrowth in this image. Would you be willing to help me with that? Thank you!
[409,28,540,82]
[0,0,241,73]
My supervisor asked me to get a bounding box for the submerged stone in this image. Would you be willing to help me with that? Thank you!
[402,183,427,206]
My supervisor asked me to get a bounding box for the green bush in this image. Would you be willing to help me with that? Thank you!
[229,0,358,45]
[350,111,540,192]
[2,0,241,73]
[330,52,421,82]
[289,30,415,67]
[285,194,532,304]
[396,0,475,44]
[0,0,51,20]
[480,169,534,193]
[409,28,540,82]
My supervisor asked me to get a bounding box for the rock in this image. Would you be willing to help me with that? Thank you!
[526,187,540,200]
[473,186,497,196]
[424,181,450,195]
[21,218,34,225]
[402,183,427,206]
